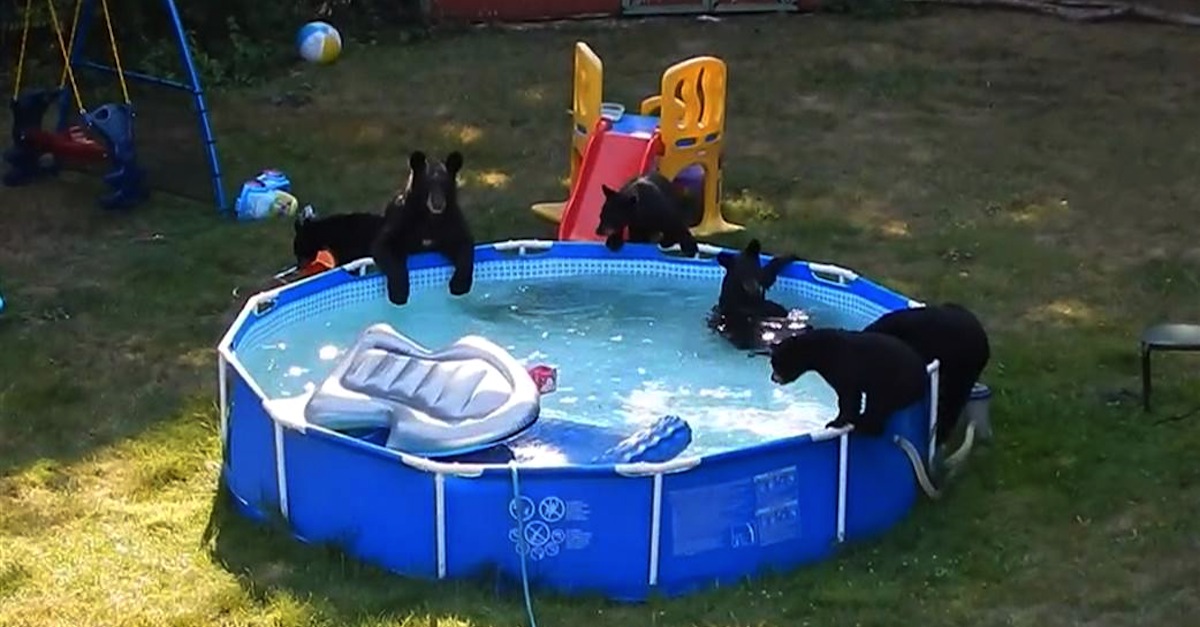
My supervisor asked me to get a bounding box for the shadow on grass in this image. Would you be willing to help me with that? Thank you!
[198,472,627,626]
[0,41,578,479]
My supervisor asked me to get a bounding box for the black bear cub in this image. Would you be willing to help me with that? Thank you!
[769,329,928,436]
[863,303,990,443]
[292,208,384,267]
[708,238,807,350]
[371,150,476,306]
[597,172,699,256]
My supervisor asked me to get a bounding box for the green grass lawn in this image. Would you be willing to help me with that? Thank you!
[3,10,1200,627]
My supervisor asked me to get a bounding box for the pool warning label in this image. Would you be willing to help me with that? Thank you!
[668,465,800,557]
[509,495,592,561]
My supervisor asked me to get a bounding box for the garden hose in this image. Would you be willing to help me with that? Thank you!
[894,420,978,500]
[509,463,540,627]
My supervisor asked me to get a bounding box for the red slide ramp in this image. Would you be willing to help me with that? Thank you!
[557,120,659,242]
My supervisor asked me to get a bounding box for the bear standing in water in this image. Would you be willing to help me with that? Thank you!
[708,238,807,351]
[371,151,476,306]
[596,172,699,256]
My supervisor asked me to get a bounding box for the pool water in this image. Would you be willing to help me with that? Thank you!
[238,274,853,456]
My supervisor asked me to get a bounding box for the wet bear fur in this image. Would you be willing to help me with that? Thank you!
[370,150,475,306]
[596,172,698,256]
[708,238,806,350]
[863,302,991,443]
[768,328,928,436]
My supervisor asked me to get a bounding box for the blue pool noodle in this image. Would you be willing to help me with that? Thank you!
[592,414,693,465]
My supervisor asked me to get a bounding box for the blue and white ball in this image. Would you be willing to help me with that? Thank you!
[297,21,342,64]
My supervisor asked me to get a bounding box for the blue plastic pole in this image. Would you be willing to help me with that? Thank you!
[162,0,228,213]
[76,61,193,91]
[48,0,228,212]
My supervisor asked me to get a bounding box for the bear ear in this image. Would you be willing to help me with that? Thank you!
[716,251,735,268]
[445,151,464,177]
[408,151,427,171]
[601,184,618,199]
[745,238,762,256]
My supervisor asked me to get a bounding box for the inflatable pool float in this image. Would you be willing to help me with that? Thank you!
[262,323,691,463]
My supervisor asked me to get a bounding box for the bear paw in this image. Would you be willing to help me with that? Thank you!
[386,278,411,306]
[449,273,472,296]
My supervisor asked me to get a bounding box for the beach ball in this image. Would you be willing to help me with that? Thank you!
[297,21,342,64]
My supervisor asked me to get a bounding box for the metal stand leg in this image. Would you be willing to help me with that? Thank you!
[1141,345,1152,412]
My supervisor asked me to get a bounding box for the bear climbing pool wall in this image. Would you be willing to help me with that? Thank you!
[426,0,801,22]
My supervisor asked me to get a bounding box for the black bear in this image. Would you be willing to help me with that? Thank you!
[708,238,808,350]
[370,151,475,306]
[768,328,928,436]
[292,207,385,267]
[863,303,990,444]
[596,172,699,256]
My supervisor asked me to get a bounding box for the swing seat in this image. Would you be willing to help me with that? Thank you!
[24,126,107,163]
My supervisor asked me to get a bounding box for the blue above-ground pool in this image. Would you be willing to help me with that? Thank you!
[217,240,941,602]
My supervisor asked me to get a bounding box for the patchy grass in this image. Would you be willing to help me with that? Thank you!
[3,10,1200,627]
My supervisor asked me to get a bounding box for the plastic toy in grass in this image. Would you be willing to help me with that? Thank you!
[235,170,298,221]
[297,21,342,64]
[274,250,336,285]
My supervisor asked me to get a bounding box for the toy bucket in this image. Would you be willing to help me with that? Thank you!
[236,186,298,221]
[235,169,297,221]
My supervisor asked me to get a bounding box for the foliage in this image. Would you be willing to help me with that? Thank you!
[2,0,430,87]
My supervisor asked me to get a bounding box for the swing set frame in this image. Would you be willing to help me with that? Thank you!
[9,0,227,211]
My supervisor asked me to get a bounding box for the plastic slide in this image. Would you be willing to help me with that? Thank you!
[557,123,658,242]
